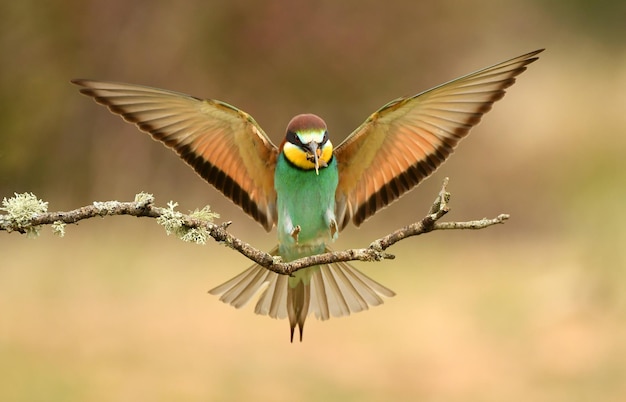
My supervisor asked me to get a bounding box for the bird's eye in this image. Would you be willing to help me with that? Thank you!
[287,130,305,148]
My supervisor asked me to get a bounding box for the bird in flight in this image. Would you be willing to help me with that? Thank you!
[73,49,543,341]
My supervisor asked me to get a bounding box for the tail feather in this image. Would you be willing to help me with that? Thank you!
[209,263,272,308]
[309,269,330,320]
[255,271,288,319]
[337,260,396,306]
[209,267,267,308]
[317,264,352,317]
[287,280,310,342]
[208,246,395,341]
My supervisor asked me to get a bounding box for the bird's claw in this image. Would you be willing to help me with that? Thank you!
[329,220,338,240]
[290,225,301,244]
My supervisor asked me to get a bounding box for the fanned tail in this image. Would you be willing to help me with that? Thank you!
[208,246,395,342]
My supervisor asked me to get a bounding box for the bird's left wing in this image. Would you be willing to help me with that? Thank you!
[334,49,543,230]
[73,80,279,230]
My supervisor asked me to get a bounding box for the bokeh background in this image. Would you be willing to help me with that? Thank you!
[2,0,625,401]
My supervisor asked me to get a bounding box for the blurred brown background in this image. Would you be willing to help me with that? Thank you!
[2,0,625,401]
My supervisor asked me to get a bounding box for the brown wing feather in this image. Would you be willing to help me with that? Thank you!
[72,80,278,230]
[334,49,543,229]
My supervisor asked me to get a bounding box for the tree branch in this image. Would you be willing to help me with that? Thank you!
[1,179,508,275]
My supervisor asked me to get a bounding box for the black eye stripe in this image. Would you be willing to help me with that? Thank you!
[321,130,329,145]
[286,130,330,150]
[286,130,305,148]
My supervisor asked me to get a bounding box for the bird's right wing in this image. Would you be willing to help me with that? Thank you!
[73,80,279,230]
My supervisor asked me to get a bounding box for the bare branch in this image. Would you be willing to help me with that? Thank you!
[1,179,508,275]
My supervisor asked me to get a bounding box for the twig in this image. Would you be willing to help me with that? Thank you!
[1,179,508,275]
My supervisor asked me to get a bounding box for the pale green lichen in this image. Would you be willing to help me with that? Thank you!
[156,201,185,235]
[134,192,154,205]
[156,201,216,245]
[189,206,220,222]
[92,200,120,215]
[180,228,208,245]
[51,220,66,237]
[1,192,48,237]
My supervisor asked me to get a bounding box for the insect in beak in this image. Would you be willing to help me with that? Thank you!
[306,142,326,175]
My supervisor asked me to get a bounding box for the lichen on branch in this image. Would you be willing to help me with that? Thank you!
[0,179,509,275]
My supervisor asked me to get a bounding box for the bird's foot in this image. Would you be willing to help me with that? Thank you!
[290,225,301,244]
[329,220,338,240]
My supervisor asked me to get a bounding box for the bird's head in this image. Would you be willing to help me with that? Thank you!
[282,114,333,175]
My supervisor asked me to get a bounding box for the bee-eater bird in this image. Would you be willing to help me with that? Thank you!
[73,49,543,341]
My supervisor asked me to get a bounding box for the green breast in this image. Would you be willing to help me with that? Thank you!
[274,153,338,260]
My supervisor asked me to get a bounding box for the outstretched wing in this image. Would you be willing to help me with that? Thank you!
[334,49,543,229]
[73,80,279,230]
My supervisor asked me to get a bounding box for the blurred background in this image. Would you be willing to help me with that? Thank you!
[1,0,625,401]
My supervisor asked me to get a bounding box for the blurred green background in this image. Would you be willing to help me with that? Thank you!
[2,0,625,401]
